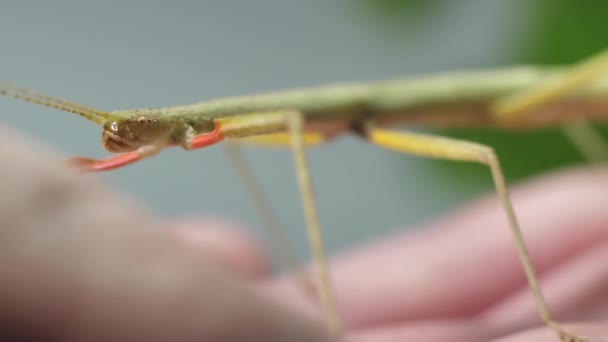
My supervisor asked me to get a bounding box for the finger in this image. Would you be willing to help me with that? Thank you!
[491,322,608,342]
[0,126,328,342]
[324,167,608,328]
[348,321,608,342]
[482,238,608,333]
[170,217,271,279]
[347,320,492,342]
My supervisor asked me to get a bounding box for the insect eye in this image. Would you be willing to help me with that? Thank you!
[137,116,155,124]
[110,121,119,131]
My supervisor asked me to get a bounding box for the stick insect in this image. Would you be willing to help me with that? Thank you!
[3,50,608,342]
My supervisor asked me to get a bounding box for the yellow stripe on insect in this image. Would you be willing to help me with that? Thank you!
[234,132,326,147]
[368,129,485,163]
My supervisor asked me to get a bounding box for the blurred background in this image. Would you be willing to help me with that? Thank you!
[1,0,607,264]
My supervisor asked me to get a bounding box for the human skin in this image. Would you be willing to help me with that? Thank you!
[0,125,328,341]
[1,124,607,341]
[326,165,608,341]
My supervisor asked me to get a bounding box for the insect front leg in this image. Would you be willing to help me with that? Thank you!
[69,124,225,172]
[285,111,341,339]
[359,122,596,342]
[222,142,320,302]
[179,111,341,339]
[69,145,163,172]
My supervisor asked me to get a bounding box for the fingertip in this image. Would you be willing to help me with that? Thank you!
[346,320,492,342]
[492,322,608,342]
[170,217,272,279]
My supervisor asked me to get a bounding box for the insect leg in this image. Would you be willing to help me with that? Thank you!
[197,111,341,338]
[285,111,341,339]
[223,142,318,299]
[229,132,327,147]
[492,49,608,121]
[362,124,592,342]
[69,145,162,171]
[561,120,608,164]
[224,131,329,277]
[491,49,608,165]
[72,124,226,172]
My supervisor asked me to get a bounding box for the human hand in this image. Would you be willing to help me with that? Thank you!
[0,125,329,342]
[268,166,608,341]
[4,121,608,342]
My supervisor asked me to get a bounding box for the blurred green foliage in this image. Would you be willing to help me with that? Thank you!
[360,1,608,186]
[441,0,608,184]
[353,0,443,36]
[523,1,608,64]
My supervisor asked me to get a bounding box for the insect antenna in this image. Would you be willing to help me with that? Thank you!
[0,82,116,125]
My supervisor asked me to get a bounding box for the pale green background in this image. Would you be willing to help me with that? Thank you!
[0,1,534,259]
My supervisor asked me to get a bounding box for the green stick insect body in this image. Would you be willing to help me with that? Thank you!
[3,50,608,342]
[121,66,608,139]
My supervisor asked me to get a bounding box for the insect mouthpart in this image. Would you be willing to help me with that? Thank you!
[102,121,140,153]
